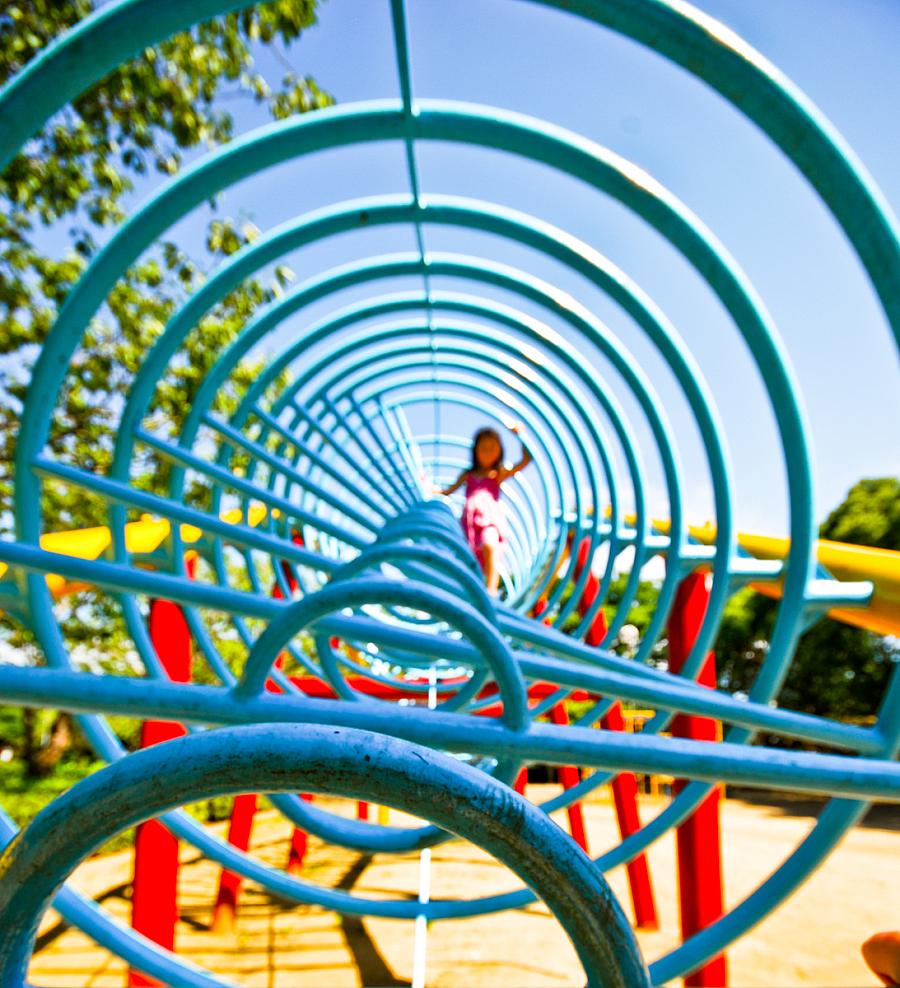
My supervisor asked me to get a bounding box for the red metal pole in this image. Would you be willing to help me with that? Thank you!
[573,539,658,929]
[286,793,314,875]
[211,793,258,934]
[213,532,315,926]
[668,569,727,987]
[532,597,552,625]
[601,703,659,929]
[514,767,528,794]
[129,562,194,987]
[548,703,589,853]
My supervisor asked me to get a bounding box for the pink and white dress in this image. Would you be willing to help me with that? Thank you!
[461,473,506,564]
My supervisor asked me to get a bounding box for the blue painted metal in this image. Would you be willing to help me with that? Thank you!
[0,814,232,988]
[0,725,648,988]
[0,0,898,982]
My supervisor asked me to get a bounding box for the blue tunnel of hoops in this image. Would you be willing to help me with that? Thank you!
[0,1,899,985]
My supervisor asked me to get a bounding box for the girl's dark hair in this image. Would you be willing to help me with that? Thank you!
[471,427,504,471]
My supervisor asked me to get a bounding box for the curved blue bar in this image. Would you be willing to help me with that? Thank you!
[0,0,897,982]
[0,725,648,988]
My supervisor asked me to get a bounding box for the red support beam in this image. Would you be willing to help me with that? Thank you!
[286,794,314,875]
[548,703,589,853]
[572,539,658,929]
[513,768,528,795]
[668,570,727,987]
[129,562,194,986]
[532,597,552,625]
[600,703,659,929]
[211,793,258,934]
[213,532,314,927]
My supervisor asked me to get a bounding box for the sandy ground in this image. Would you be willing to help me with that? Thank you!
[26,787,899,987]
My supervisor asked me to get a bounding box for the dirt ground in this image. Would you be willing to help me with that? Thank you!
[27,786,900,987]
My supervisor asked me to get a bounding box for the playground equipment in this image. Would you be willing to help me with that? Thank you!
[0,0,899,985]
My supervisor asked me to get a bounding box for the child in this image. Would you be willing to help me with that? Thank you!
[437,424,532,596]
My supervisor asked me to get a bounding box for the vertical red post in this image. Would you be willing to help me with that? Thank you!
[601,703,659,930]
[532,597,552,625]
[214,531,314,927]
[573,539,658,929]
[130,564,194,986]
[668,570,727,987]
[514,767,528,794]
[211,793,258,934]
[548,703,588,853]
[286,793,315,875]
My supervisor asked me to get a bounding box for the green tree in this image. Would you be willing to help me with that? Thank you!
[1,4,331,545]
[715,478,900,726]
[821,477,900,550]
[0,2,332,767]
[602,573,659,641]
[1,1,331,532]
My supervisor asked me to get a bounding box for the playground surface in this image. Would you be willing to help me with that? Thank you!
[28,786,899,987]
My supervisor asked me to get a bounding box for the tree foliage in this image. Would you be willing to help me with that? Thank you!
[555,479,899,727]
[715,478,899,726]
[821,477,900,550]
[1,0,331,536]
[0,3,331,675]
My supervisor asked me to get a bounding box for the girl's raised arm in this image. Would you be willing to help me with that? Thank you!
[499,425,532,483]
[435,470,468,497]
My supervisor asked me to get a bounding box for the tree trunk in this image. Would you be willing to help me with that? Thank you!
[27,712,72,778]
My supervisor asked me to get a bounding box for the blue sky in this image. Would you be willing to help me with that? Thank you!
[27,0,900,536]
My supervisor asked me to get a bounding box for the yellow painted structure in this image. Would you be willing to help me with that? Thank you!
[0,504,271,599]
[3,505,898,636]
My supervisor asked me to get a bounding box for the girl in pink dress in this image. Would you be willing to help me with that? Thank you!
[438,424,532,596]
